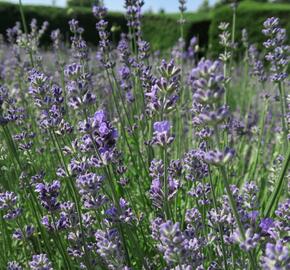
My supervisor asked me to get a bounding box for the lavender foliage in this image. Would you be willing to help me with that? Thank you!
[0,3,289,270]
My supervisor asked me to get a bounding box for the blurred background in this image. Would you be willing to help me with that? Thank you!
[0,0,289,57]
[3,0,289,12]
[6,0,218,12]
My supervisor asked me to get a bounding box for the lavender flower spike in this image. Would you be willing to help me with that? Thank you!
[260,241,290,270]
[29,254,53,270]
[152,121,174,146]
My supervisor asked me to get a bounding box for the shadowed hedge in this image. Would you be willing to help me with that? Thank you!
[209,2,290,58]
[0,2,211,52]
[1,2,289,55]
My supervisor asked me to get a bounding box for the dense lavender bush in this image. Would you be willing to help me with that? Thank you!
[0,0,289,269]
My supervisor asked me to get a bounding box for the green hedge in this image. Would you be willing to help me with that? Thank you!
[1,2,290,56]
[0,2,127,47]
[209,2,290,57]
[0,2,211,52]
[141,13,211,51]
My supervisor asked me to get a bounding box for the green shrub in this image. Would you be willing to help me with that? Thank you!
[67,0,100,8]
[1,1,290,56]
[142,14,211,52]
[209,2,290,58]
[0,2,126,47]
[0,2,211,52]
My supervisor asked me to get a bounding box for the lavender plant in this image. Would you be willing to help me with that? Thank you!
[0,1,289,269]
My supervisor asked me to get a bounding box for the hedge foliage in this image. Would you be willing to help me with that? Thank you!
[141,13,211,51]
[1,2,290,55]
[0,2,211,52]
[0,2,127,47]
[209,2,290,57]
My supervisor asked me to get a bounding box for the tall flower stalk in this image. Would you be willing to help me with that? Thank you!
[0,1,289,269]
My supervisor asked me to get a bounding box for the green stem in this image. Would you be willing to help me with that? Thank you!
[50,213,72,269]
[219,166,257,269]
[105,69,150,213]
[251,99,268,179]
[18,0,34,67]
[278,81,288,150]
[208,166,229,270]
[1,126,55,261]
[214,127,257,269]
[230,5,236,72]
[163,145,171,220]
[264,147,290,217]
[50,130,93,270]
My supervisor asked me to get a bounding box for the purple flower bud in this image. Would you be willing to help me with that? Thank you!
[232,228,260,251]
[95,228,125,269]
[92,5,108,19]
[0,191,22,220]
[64,63,82,78]
[202,148,235,166]
[7,261,23,270]
[260,218,275,234]
[68,19,79,33]
[29,254,53,270]
[35,180,61,212]
[153,121,171,133]
[76,173,104,196]
[261,240,290,270]
[262,17,289,82]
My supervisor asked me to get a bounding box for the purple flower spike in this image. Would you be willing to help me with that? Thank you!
[76,173,107,210]
[95,228,125,269]
[29,254,53,270]
[262,17,289,82]
[232,228,260,251]
[7,261,23,270]
[92,5,108,19]
[0,191,22,220]
[35,180,61,212]
[153,121,171,133]
[202,148,235,166]
[152,121,174,146]
[260,218,275,234]
[261,241,290,270]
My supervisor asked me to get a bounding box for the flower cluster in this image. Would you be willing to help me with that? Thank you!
[262,17,289,82]
[149,159,180,209]
[190,59,227,126]
[29,254,53,270]
[28,69,69,131]
[0,4,289,270]
[76,109,119,165]
[145,59,180,115]
[151,219,204,268]
[95,228,126,269]
[64,62,96,110]
[0,191,22,220]
[16,19,49,65]
[69,19,88,61]
[93,5,114,69]
[218,22,232,62]
[151,121,174,146]
[76,173,108,209]
[35,180,61,212]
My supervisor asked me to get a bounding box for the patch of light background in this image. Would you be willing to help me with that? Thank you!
[8,0,217,12]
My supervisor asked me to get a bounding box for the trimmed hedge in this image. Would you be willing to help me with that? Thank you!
[141,13,211,51]
[209,2,290,57]
[0,2,211,52]
[0,2,127,47]
[2,1,289,56]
